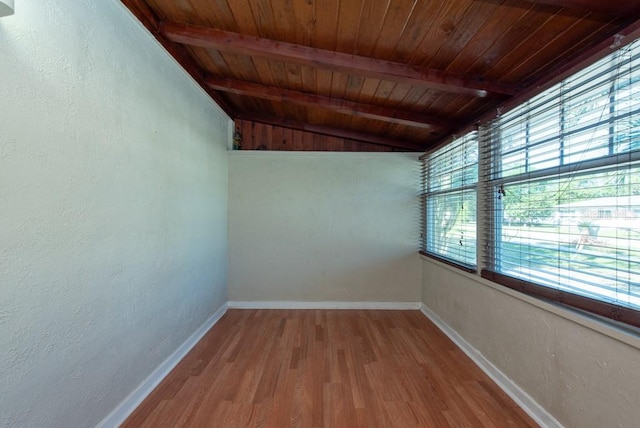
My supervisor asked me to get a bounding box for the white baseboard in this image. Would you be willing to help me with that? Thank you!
[96,303,229,428]
[98,301,554,427]
[227,301,421,310]
[419,304,562,428]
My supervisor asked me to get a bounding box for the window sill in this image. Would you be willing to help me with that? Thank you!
[419,252,640,351]
[418,251,476,273]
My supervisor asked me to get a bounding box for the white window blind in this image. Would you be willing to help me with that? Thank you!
[421,132,478,269]
[480,39,640,324]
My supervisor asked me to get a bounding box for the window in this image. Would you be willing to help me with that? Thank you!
[421,132,478,269]
[481,40,640,326]
[421,37,640,328]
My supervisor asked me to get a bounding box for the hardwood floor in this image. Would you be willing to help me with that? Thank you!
[123,310,538,427]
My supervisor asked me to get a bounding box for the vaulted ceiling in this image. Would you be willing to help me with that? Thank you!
[121,0,640,151]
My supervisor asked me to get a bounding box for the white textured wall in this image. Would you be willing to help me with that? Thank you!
[228,152,421,303]
[0,2,230,427]
[421,258,640,428]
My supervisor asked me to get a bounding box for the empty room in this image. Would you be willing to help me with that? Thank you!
[2,0,640,427]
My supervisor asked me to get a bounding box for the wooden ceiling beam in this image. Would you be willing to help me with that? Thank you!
[120,0,234,115]
[519,0,640,15]
[236,114,426,151]
[160,21,521,98]
[206,76,461,130]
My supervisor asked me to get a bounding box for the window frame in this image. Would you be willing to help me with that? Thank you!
[420,132,478,272]
[420,37,640,329]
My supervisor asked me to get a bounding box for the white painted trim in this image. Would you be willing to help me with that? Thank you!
[419,303,563,428]
[228,151,423,158]
[227,301,421,310]
[96,303,229,428]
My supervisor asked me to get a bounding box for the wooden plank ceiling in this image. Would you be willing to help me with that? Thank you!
[121,0,640,152]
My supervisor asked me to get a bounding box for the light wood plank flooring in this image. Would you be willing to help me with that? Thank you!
[123,310,537,427]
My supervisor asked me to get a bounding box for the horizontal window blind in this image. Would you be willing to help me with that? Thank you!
[422,132,478,269]
[480,39,640,324]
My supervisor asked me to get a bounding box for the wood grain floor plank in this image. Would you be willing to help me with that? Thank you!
[122,310,538,427]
